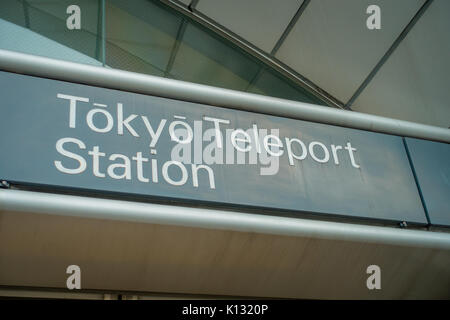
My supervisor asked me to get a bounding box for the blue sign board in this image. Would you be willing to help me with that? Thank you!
[0,71,427,224]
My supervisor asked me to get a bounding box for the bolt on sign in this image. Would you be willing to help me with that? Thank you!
[0,71,427,224]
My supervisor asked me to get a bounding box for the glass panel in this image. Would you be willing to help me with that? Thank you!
[0,0,102,65]
[248,68,322,105]
[106,0,326,105]
[105,0,181,75]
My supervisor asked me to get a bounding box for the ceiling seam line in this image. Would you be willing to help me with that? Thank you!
[345,0,434,109]
[161,0,345,109]
[271,0,311,55]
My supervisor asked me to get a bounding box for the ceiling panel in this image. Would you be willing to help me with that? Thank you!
[275,0,424,103]
[1,209,449,299]
[196,0,303,53]
[352,0,450,128]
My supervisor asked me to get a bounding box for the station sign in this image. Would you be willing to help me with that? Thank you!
[0,71,427,223]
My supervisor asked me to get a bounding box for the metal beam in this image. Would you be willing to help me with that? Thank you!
[271,0,310,55]
[346,0,434,108]
[1,189,450,249]
[100,0,106,66]
[0,49,448,143]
